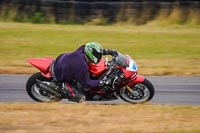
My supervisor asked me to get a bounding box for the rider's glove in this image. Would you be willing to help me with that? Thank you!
[111,50,118,57]
[103,49,118,57]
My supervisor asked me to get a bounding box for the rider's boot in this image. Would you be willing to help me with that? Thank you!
[64,82,86,103]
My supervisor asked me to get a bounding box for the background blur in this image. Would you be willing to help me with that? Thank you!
[0,0,200,25]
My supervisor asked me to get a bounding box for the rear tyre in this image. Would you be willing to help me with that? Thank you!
[26,72,62,102]
[120,78,155,104]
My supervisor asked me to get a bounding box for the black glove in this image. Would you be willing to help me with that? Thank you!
[103,49,118,57]
[112,50,118,57]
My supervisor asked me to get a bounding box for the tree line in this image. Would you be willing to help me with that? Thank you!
[0,0,199,25]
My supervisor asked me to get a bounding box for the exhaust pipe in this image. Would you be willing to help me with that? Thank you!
[36,79,62,98]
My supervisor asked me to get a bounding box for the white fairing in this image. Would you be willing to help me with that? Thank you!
[126,58,138,72]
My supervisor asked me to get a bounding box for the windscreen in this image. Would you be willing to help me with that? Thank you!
[116,52,129,67]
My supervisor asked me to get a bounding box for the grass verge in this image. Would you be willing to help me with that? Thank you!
[0,22,199,76]
[0,103,200,133]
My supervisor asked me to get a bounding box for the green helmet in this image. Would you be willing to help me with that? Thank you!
[84,42,103,64]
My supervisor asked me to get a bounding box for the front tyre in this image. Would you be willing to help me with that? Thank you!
[26,72,62,102]
[120,78,155,104]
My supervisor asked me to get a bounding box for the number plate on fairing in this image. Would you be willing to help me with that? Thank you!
[126,59,138,72]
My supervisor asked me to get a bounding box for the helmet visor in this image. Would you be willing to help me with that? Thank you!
[92,48,102,64]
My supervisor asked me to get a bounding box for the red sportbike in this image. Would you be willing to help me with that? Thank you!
[26,53,155,104]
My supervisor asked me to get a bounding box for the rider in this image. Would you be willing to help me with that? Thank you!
[51,42,118,103]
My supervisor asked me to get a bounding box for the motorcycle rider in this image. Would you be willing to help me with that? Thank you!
[51,42,118,103]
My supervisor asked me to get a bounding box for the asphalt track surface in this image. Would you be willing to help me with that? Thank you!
[0,74,200,105]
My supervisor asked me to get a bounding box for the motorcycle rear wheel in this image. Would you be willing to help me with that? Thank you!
[119,78,155,104]
[26,72,62,102]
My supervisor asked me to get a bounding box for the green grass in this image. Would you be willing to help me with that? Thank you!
[0,22,200,75]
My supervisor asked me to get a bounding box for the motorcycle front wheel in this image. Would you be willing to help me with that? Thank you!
[119,78,155,104]
[26,72,62,102]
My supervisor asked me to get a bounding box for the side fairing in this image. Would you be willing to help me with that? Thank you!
[89,59,107,76]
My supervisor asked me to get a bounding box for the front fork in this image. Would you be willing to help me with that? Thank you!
[125,85,134,94]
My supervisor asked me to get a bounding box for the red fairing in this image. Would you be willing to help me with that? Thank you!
[89,59,107,76]
[120,67,136,79]
[27,57,54,78]
[119,56,137,79]
[128,75,145,87]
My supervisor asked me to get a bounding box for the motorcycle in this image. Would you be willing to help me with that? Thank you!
[26,52,155,104]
